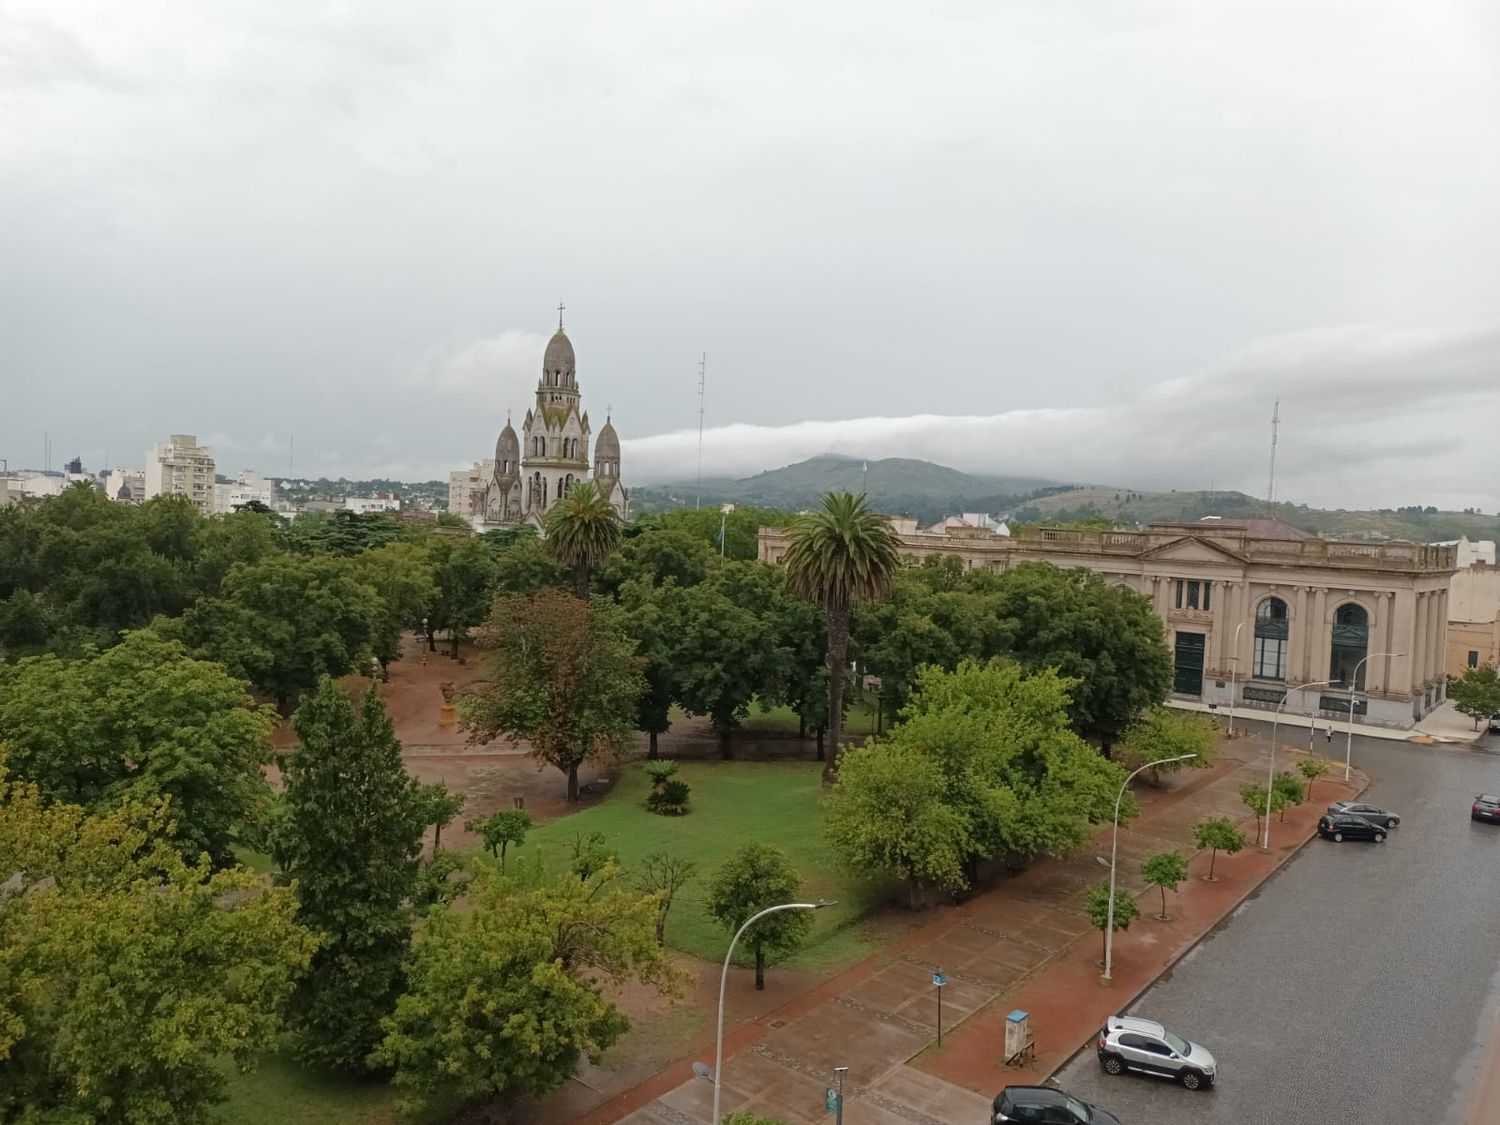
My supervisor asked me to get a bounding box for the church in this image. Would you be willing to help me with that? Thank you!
[453,315,628,529]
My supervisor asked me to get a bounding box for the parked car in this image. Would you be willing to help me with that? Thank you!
[1317,812,1386,842]
[1489,714,1500,735]
[992,1085,1121,1124]
[1326,801,1400,829]
[1096,1015,1217,1090]
[1473,795,1500,823]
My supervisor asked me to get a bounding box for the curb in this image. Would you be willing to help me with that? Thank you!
[1041,770,1372,1083]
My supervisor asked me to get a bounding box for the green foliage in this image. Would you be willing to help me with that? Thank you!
[1272,770,1306,820]
[1086,880,1141,934]
[490,536,571,596]
[646,778,692,815]
[643,759,680,786]
[461,589,644,801]
[467,808,533,871]
[281,509,406,556]
[0,628,276,866]
[628,505,797,562]
[1239,780,1285,831]
[1449,664,1500,729]
[350,541,437,672]
[545,481,625,597]
[273,680,428,1073]
[824,739,970,908]
[633,852,698,945]
[417,781,467,850]
[784,492,903,777]
[427,536,496,655]
[0,778,316,1125]
[1140,850,1189,918]
[568,830,618,881]
[600,527,714,593]
[1115,707,1217,778]
[1192,816,1246,880]
[1297,756,1331,797]
[372,865,680,1114]
[707,843,815,989]
[413,850,469,911]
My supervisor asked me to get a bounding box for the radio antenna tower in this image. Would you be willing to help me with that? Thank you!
[1265,400,1280,506]
[694,353,706,509]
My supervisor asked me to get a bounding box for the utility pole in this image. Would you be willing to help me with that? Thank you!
[695,353,706,509]
[1266,400,1280,507]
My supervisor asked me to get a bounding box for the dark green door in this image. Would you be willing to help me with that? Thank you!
[1174,632,1205,696]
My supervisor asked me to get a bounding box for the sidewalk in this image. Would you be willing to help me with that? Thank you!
[1169,697,1486,746]
[593,739,1362,1125]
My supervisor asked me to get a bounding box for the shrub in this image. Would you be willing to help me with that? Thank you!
[644,759,680,786]
[646,778,691,815]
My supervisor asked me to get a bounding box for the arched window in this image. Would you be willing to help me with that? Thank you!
[1253,597,1288,680]
[1330,602,1370,688]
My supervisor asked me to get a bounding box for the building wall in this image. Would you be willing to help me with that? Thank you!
[1447,619,1500,677]
[1448,565,1500,625]
[448,460,494,519]
[759,520,1458,728]
[144,434,216,516]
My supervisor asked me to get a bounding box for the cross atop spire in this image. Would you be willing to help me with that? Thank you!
[557,301,565,331]
[606,402,612,421]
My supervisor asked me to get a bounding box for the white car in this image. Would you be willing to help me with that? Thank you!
[1096,1014,1218,1090]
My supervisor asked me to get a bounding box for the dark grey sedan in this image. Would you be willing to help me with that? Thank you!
[1327,801,1400,829]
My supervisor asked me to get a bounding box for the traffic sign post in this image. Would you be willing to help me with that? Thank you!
[826,1066,847,1123]
[933,971,947,1046]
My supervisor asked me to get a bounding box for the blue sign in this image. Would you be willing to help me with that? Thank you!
[932,972,947,987]
[825,1087,841,1111]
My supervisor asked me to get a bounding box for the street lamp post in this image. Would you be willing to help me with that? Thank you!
[1103,753,1197,981]
[1345,652,1403,781]
[707,900,834,1124]
[1228,622,1245,736]
[1264,680,1335,848]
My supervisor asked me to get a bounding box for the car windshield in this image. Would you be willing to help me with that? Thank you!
[1482,796,1500,804]
[1063,1094,1093,1119]
[1163,1030,1190,1054]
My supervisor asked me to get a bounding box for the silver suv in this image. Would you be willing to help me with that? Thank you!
[1096,1014,1217,1090]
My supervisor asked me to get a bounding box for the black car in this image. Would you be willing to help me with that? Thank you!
[993,1085,1121,1124]
[1473,795,1500,823]
[1317,813,1386,843]
[1327,801,1400,829]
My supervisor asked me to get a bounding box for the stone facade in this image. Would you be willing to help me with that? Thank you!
[759,517,1458,729]
[1445,563,1500,676]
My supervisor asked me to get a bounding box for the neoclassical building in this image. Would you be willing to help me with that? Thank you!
[759,517,1457,729]
[452,319,628,529]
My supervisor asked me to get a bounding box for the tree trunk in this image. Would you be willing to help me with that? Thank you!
[574,563,590,600]
[449,632,460,658]
[798,713,806,738]
[1158,885,1168,919]
[567,763,580,803]
[433,822,443,850]
[1207,848,1218,880]
[425,626,437,652]
[754,944,765,991]
[823,601,850,784]
[719,727,732,760]
[815,726,825,761]
[648,730,659,760]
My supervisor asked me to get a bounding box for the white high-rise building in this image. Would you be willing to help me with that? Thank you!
[144,434,217,516]
[214,470,276,513]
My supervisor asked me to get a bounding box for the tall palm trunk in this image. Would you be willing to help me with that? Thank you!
[822,598,850,784]
[573,563,590,600]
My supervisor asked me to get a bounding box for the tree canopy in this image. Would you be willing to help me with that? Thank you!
[1450,664,1500,729]
[706,843,814,990]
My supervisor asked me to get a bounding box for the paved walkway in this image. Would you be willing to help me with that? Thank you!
[587,739,1363,1125]
[1169,696,1485,745]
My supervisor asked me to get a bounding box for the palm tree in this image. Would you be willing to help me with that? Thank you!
[783,491,901,782]
[545,481,623,598]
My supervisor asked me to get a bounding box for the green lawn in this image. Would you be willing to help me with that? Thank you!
[217,1052,466,1125]
[524,760,895,969]
[739,694,883,738]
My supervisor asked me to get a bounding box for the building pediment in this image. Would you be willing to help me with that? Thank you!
[1140,535,1246,565]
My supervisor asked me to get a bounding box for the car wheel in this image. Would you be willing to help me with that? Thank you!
[1181,1069,1204,1090]
[1375,832,1386,843]
[1388,817,1400,828]
[1101,1054,1125,1075]
[1332,831,1343,842]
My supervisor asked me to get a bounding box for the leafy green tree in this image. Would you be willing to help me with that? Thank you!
[0,778,315,1124]
[1297,756,1331,801]
[599,526,713,595]
[546,480,625,598]
[1115,707,1217,780]
[418,781,467,850]
[783,492,902,780]
[1449,664,1500,729]
[490,535,571,597]
[1272,770,1306,821]
[1086,880,1141,964]
[412,850,469,912]
[706,843,815,990]
[634,853,698,945]
[617,576,679,759]
[0,629,276,866]
[1239,781,1284,839]
[631,505,796,562]
[273,679,428,1073]
[568,830,618,881]
[824,740,970,908]
[461,589,644,801]
[372,865,679,1114]
[467,807,532,871]
[428,536,496,656]
[194,506,282,596]
[351,541,437,675]
[1192,816,1246,880]
[1140,850,1189,919]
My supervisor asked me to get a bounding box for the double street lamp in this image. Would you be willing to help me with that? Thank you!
[1102,753,1196,981]
[1344,652,1403,781]
[701,899,836,1124]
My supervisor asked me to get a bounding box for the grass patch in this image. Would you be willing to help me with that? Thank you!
[218,1052,465,1125]
[741,695,882,738]
[524,761,894,969]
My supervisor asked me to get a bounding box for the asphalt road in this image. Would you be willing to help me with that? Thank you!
[1055,721,1500,1125]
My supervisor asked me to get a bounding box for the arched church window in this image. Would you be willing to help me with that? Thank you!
[1253,596,1288,680]
[1330,602,1370,689]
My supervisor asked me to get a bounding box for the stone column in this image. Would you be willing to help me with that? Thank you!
[1413,591,1429,693]
[1310,587,1328,682]
[1430,586,1446,687]
[1370,592,1391,693]
[1291,586,1309,684]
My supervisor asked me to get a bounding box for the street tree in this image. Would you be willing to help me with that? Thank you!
[428,536,496,656]
[706,843,815,990]
[1239,781,1285,840]
[0,779,315,1124]
[1297,756,1331,801]
[468,808,533,872]
[824,739,971,909]
[273,679,429,1073]
[418,781,467,850]
[633,852,698,945]
[616,576,679,759]
[1449,664,1500,729]
[1086,880,1142,964]
[546,480,624,598]
[351,541,437,674]
[1192,817,1246,881]
[461,589,644,802]
[372,865,680,1113]
[783,491,902,780]
[1115,706,1217,781]
[1140,850,1189,920]
[1273,770,1306,821]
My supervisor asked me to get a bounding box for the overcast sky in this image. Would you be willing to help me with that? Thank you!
[4,0,1498,510]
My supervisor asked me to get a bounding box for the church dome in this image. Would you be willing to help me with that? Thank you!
[593,418,619,458]
[495,420,520,467]
[543,329,575,380]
